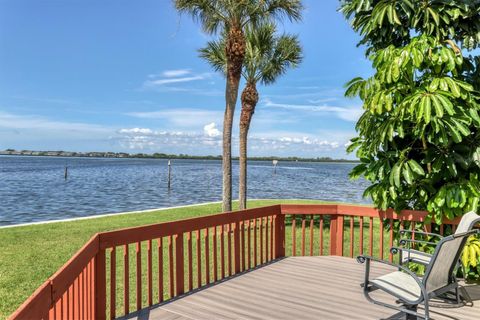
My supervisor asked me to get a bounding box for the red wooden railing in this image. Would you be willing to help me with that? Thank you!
[9,204,462,320]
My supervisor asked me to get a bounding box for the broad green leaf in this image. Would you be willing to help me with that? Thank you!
[469,108,480,125]
[431,95,444,118]
[390,162,402,188]
[402,164,413,184]
[423,96,431,123]
[451,118,471,136]
[408,160,425,175]
[436,94,454,115]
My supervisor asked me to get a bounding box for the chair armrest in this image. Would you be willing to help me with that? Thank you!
[399,229,443,239]
[451,229,480,238]
[399,238,437,247]
[357,255,424,281]
[389,246,432,258]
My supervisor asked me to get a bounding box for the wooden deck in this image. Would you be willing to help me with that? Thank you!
[120,256,480,320]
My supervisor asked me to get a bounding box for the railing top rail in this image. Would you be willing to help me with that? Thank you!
[280,204,461,224]
[9,281,51,320]
[50,234,99,300]
[99,204,281,249]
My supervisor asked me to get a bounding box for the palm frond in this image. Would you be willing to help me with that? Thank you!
[174,0,226,34]
[199,38,227,75]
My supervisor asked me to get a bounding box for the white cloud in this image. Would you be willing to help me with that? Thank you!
[116,126,341,154]
[162,69,191,77]
[142,69,213,88]
[145,75,205,86]
[262,98,363,122]
[203,122,221,137]
[126,108,223,127]
[119,128,153,134]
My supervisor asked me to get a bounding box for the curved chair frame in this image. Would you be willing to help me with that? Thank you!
[358,229,479,320]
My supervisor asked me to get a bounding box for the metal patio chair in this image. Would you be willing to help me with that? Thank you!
[393,211,480,267]
[357,228,479,320]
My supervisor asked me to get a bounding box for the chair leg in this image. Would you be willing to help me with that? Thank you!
[404,305,421,320]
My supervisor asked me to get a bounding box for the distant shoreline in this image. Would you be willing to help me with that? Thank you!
[0,149,359,163]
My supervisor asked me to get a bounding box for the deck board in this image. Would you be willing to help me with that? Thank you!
[120,256,480,320]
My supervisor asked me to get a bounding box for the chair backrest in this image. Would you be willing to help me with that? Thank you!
[423,231,476,293]
[455,211,480,234]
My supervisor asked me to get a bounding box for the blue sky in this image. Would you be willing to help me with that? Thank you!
[0,0,372,158]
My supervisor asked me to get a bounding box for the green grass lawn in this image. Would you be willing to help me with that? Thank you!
[0,199,389,319]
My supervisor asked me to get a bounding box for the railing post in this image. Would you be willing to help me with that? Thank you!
[329,215,344,256]
[94,248,106,320]
[274,213,285,258]
[175,233,184,296]
[234,221,240,274]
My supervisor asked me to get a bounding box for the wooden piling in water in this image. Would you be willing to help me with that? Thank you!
[167,160,171,189]
[64,166,68,180]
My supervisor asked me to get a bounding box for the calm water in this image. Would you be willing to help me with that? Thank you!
[0,156,370,226]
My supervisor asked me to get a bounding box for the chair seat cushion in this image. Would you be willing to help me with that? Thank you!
[370,271,422,302]
[402,250,432,265]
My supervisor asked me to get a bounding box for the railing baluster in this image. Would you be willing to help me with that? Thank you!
[88,261,91,319]
[80,270,83,320]
[379,218,384,260]
[213,226,218,281]
[253,219,257,266]
[350,216,354,258]
[247,220,251,268]
[196,230,202,287]
[123,244,129,315]
[369,217,373,256]
[309,215,314,256]
[84,264,88,319]
[301,216,306,256]
[227,224,232,276]
[157,238,163,303]
[94,248,106,320]
[69,270,73,320]
[69,284,73,320]
[359,216,364,255]
[270,216,274,261]
[84,268,88,320]
[110,247,116,319]
[147,240,152,306]
[135,242,141,311]
[234,221,240,274]
[319,216,324,256]
[292,216,296,256]
[187,232,193,290]
[241,221,246,271]
[260,217,265,261]
[168,236,174,298]
[205,228,210,284]
[220,225,225,279]
[389,219,394,262]
[265,217,269,261]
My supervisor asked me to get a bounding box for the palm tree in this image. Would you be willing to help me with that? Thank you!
[175,0,302,212]
[200,23,302,210]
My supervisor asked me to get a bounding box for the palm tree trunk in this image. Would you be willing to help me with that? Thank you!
[222,26,245,212]
[239,82,259,210]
